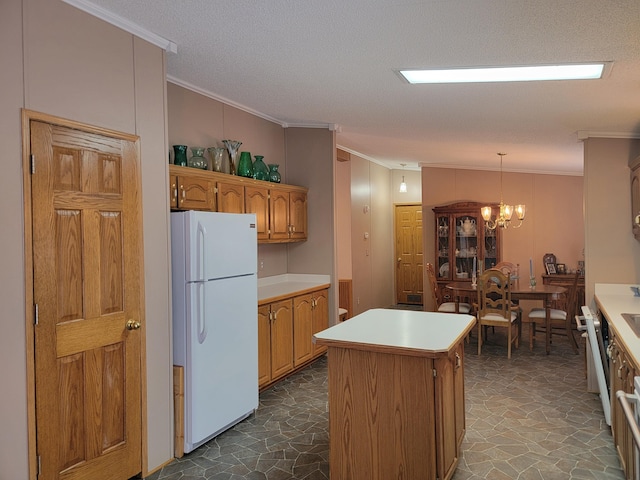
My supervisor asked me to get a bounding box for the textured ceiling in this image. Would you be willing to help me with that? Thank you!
[72,0,640,174]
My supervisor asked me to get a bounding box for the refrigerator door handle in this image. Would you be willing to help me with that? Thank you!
[197,221,207,281]
[196,281,207,344]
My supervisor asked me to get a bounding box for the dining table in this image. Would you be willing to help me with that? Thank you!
[445,281,577,355]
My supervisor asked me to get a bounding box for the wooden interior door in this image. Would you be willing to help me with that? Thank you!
[395,204,423,304]
[29,117,144,480]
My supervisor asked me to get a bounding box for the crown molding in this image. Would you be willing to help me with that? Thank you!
[62,0,178,53]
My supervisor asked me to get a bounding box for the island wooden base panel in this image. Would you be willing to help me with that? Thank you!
[327,347,458,480]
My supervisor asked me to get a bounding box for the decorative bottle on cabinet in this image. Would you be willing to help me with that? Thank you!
[252,155,269,181]
[268,164,281,183]
[188,147,208,169]
[173,145,188,167]
[237,151,254,178]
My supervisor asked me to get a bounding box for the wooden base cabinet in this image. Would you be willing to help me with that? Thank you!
[259,286,329,390]
[609,328,637,480]
[314,311,474,480]
[258,299,293,387]
[293,289,328,367]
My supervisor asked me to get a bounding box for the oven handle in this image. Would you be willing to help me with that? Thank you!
[616,390,640,449]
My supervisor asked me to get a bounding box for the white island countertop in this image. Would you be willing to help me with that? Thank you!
[314,308,476,357]
[595,283,640,362]
[258,273,331,304]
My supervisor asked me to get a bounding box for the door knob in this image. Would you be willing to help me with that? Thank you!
[126,319,141,330]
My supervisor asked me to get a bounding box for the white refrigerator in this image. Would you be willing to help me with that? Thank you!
[171,210,258,453]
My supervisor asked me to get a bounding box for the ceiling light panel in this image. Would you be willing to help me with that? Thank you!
[399,63,606,84]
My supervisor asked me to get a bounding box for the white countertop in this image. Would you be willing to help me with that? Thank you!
[258,273,331,302]
[594,283,640,361]
[314,308,476,355]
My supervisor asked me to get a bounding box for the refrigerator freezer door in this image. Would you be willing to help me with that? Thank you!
[183,211,257,281]
[184,274,258,452]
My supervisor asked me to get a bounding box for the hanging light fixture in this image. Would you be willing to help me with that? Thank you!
[481,153,525,229]
[399,163,407,193]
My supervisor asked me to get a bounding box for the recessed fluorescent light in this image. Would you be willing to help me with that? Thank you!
[399,63,606,84]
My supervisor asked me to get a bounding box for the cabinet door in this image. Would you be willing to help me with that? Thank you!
[311,289,328,356]
[217,182,245,213]
[258,304,272,388]
[453,342,465,448]
[434,351,458,480]
[293,294,314,367]
[454,213,478,279]
[245,185,270,240]
[270,190,290,240]
[170,174,178,209]
[289,191,307,240]
[178,176,215,211]
[270,299,294,380]
[435,214,452,282]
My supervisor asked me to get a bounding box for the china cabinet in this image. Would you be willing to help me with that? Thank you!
[433,202,502,298]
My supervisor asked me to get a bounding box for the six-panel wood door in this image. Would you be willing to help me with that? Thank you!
[395,204,424,304]
[30,119,143,480]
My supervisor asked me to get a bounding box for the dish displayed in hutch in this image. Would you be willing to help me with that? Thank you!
[433,201,502,298]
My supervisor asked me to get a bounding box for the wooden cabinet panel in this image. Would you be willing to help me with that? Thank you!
[245,186,270,240]
[217,182,244,213]
[270,190,290,240]
[289,191,307,240]
[311,289,328,356]
[293,294,314,367]
[269,299,294,380]
[257,304,271,387]
[177,176,215,211]
[170,174,178,209]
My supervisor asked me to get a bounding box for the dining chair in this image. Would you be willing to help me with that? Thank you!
[477,268,521,359]
[523,270,580,352]
[426,263,471,314]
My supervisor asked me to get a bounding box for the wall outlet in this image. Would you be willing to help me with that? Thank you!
[259,260,264,270]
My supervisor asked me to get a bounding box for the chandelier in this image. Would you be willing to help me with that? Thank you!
[481,153,525,230]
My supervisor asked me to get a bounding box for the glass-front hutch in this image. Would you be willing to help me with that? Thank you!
[433,202,502,298]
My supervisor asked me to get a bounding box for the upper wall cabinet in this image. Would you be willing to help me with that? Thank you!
[630,154,640,241]
[169,165,308,243]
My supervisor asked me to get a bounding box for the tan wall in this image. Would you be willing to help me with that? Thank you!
[349,154,395,314]
[1,0,173,476]
[584,137,640,304]
[167,83,290,277]
[422,166,585,312]
[336,157,353,280]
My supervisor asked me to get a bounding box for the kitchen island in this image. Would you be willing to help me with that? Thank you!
[314,309,475,480]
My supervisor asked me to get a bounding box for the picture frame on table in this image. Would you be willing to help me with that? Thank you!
[545,262,556,275]
[556,263,566,274]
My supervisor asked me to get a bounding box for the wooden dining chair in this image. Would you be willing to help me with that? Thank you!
[476,268,521,359]
[523,270,580,353]
[426,263,471,314]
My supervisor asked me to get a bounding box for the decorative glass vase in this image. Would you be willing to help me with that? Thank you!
[207,147,225,172]
[237,151,254,178]
[268,164,281,183]
[173,145,188,166]
[188,147,208,169]
[252,155,269,181]
[222,140,242,175]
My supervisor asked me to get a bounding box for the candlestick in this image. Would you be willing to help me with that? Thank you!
[529,258,533,277]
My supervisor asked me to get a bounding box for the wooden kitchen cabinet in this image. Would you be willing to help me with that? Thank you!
[245,185,270,241]
[169,165,307,243]
[217,181,244,213]
[258,299,294,388]
[171,171,215,211]
[609,329,638,480]
[293,288,328,367]
[630,154,640,241]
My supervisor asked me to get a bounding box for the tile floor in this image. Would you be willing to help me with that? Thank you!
[147,324,624,480]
